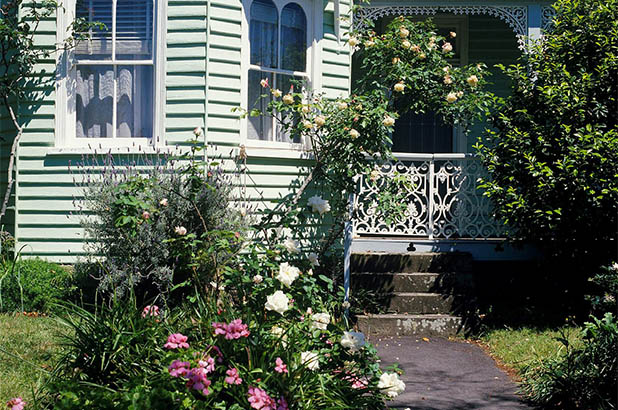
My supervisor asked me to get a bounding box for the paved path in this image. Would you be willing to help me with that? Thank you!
[374,336,532,410]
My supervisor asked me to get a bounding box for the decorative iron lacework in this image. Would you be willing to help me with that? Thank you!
[355,5,528,37]
[541,6,556,32]
[353,156,505,239]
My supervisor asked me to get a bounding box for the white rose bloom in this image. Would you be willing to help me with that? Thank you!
[314,115,326,127]
[442,42,453,53]
[337,101,348,110]
[370,169,380,182]
[193,127,203,136]
[260,78,269,88]
[265,290,290,314]
[282,94,294,104]
[364,39,375,47]
[174,226,187,236]
[303,120,313,129]
[271,89,282,98]
[383,115,395,127]
[301,104,311,113]
[446,92,458,103]
[348,37,359,47]
[252,274,263,284]
[399,26,410,38]
[443,75,453,85]
[349,129,360,139]
[401,39,411,49]
[467,75,479,87]
[450,31,457,38]
[283,238,301,254]
[159,198,168,206]
[307,195,331,216]
[300,351,320,370]
[393,82,405,92]
[311,312,331,330]
[341,331,366,351]
[308,252,320,267]
[378,372,406,398]
[277,262,300,287]
[612,262,618,271]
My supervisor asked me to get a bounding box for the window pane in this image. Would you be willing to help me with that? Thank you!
[116,0,154,60]
[280,3,306,71]
[117,66,154,138]
[76,65,114,138]
[75,0,113,60]
[323,0,335,36]
[247,70,273,140]
[391,111,453,153]
[275,74,302,143]
[250,0,278,68]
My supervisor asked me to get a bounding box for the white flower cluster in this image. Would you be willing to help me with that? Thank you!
[378,372,406,398]
[282,238,300,254]
[307,195,331,216]
[340,331,366,352]
[265,290,290,314]
[311,312,331,330]
[277,262,300,287]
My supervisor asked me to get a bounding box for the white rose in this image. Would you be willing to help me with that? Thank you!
[265,290,290,315]
[271,89,282,98]
[382,115,395,127]
[378,372,406,398]
[311,312,330,330]
[450,31,457,38]
[260,78,269,88]
[442,42,453,53]
[159,198,168,206]
[369,169,380,182]
[456,91,464,98]
[401,39,411,49]
[307,195,331,216]
[446,92,458,103]
[314,115,326,127]
[443,75,453,85]
[364,39,375,47]
[341,331,366,351]
[277,262,300,287]
[399,26,409,38]
[303,120,313,129]
[611,262,618,271]
[193,127,203,136]
[174,226,187,236]
[349,129,360,139]
[337,101,348,110]
[252,274,263,284]
[467,75,479,87]
[282,94,294,104]
[301,104,311,113]
[300,351,320,370]
[348,37,359,47]
[393,82,405,92]
[283,238,300,254]
[307,252,319,267]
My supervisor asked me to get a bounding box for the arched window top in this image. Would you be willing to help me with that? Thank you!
[280,3,306,71]
[250,0,278,68]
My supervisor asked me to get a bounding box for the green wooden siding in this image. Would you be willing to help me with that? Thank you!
[12,0,522,262]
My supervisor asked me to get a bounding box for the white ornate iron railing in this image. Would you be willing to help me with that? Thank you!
[352,153,505,239]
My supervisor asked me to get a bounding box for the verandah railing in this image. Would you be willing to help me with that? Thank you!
[352,153,505,240]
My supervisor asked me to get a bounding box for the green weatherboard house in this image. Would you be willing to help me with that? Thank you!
[0,0,554,263]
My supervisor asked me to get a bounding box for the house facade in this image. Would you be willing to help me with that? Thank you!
[0,0,554,263]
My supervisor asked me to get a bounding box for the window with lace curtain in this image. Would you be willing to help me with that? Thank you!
[246,0,309,144]
[57,0,161,148]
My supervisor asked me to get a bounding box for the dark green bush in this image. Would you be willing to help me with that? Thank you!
[476,0,618,267]
[0,258,77,313]
[521,313,618,409]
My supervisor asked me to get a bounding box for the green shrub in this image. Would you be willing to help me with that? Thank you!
[521,313,618,409]
[476,0,618,267]
[0,258,76,313]
[587,263,618,315]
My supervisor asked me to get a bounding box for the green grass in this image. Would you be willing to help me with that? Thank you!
[479,326,583,374]
[0,314,63,404]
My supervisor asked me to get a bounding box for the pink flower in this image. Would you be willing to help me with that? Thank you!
[142,210,150,220]
[212,319,250,340]
[186,367,211,396]
[194,352,216,373]
[6,398,26,410]
[224,367,243,385]
[248,386,276,410]
[277,396,289,410]
[164,333,189,349]
[274,357,288,374]
[141,305,159,318]
[168,360,190,378]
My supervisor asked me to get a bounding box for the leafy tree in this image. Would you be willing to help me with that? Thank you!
[476,0,618,268]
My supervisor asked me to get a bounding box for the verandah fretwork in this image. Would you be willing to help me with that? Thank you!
[353,155,505,239]
[354,5,528,37]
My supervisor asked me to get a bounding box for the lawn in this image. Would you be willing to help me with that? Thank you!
[0,314,63,404]
[477,326,583,378]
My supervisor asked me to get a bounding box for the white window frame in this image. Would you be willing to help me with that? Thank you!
[55,0,166,150]
[240,0,322,151]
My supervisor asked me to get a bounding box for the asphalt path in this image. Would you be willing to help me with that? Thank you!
[374,336,532,410]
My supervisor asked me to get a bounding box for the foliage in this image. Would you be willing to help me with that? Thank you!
[520,313,618,409]
[0,230,14,262]
[475,0,618,266]
[0,258,76,313]
[587,263,618,315]
[74,146,245,301]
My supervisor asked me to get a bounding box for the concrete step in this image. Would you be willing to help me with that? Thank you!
[357,313,463,337]
[352,272,475,294]
[371,292,455,314]
[351,251,473,274]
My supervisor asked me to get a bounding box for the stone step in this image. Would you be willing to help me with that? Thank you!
[357,313,463,337]
[351,252,473,274]
[371,292,455,314]
[352,271,476,294]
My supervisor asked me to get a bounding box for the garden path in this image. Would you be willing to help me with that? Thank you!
[375,336,531,410]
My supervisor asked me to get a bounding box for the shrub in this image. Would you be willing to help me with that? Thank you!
[520,313,618,409]
[0,258,76,313]
[74,148,245,301]
[587,263,618,315]
[476,0,618,268]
